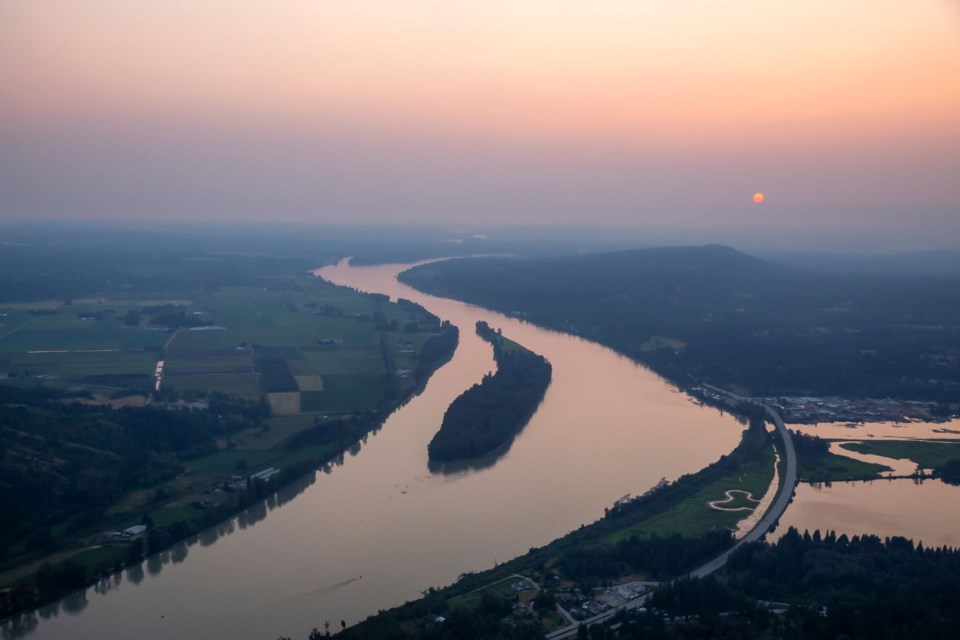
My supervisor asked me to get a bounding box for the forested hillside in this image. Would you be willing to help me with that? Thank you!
[401,247,960,401]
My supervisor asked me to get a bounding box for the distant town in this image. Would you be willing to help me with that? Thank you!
[690,384,956,426]
[761,396,955,425]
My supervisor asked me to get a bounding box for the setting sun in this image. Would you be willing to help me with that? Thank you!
[753,192,765,204]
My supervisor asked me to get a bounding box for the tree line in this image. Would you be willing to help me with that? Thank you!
[427,321,552,462]
[400,248,960,403]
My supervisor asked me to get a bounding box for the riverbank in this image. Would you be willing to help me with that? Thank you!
[5,259,749,640]
[396,250,960,405]
[334,411,783,638]
[427,321,552,463]
[0,321,460,623]
[791,430,960,484]
[775,478,960,549]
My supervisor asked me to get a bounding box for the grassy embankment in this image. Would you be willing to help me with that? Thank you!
[607,434,776,541]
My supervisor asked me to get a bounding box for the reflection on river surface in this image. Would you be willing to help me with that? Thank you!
[775,479,960,549]
[5,260,743,640]
[778,420,960,548]
[791,419,960,442]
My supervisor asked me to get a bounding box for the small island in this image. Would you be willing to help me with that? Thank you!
[427,321,552,462]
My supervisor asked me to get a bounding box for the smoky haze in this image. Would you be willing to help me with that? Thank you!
[1,0,958,251]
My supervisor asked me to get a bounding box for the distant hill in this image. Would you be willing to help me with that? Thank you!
[401,246,960,401]
[760,249,960,276]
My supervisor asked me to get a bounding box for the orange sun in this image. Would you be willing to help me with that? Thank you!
[752,192,765,204]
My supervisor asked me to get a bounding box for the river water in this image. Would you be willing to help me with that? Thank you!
[5,261,745,640]
[776,419,960,547]
[775,479,960,548]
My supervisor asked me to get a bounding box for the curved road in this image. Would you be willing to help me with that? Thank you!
[688,404,796,578]
[547,400,796,639]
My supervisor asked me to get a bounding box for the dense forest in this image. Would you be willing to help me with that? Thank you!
[0,387,431,618]
[631,528,960,640]
[325,528,960,640]
[0,387,269,560]
[0,223,646,303]
[401,247,960,402]
[427,322,552,462]
[414,321,459,388]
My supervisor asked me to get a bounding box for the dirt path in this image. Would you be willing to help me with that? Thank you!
[708,489,760,512]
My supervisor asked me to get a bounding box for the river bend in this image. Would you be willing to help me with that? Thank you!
[7,260,744,640]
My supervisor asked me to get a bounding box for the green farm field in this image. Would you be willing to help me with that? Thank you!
[840,440,960,470]
[163,348,253,375]
[300,374,387,412]
[302,346,385,375]
[1,269,445,418]
[162,373,262,398]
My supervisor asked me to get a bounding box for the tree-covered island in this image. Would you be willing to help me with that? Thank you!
[427,322,552,463]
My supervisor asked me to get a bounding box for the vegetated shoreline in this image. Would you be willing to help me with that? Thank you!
[0,323,459,623]
[333,410,776,639]
[790,430,960,485]
[398,258,959,475]
[397,251,960,406]
[427,321,552,464]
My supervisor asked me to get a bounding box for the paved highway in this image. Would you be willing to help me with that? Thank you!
[688,404,796,578]
[546,399,796,639]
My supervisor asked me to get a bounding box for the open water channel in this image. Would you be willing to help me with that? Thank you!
[776,420,960,548]
[7,260,959,639]
[5,260,744,640]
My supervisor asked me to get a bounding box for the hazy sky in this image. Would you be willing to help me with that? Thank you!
[2,1,958,248]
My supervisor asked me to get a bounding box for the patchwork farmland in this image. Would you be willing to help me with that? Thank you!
[0,242,462,616]
[0,274,450,416]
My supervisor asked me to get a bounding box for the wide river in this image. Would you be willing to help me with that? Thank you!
[6,261,745,640]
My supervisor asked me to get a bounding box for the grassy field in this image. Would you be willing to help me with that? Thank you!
[840,440,960,470]
[65,546,128,574]
[302,375,386,411]
[176,285,381,349]
[0,302,169,352]
[540,610,569,633]
[608,440,778,540]
[156,282,433,411]
[234,415,318,450]
[1,349,159,392]
[302,346,385,375]
[162,373,262,398]
[163,348,252,375]
[383,332,432,366]
[797,446,893,482]
[447,576,531,611]
[0,274,442,412]
[0,276,438,413]
[0,301,167,392]
[12,350,158,375]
